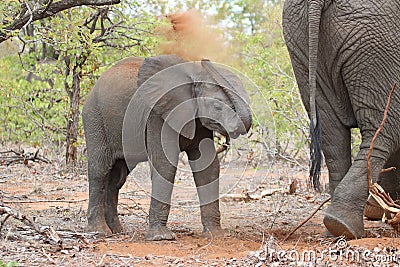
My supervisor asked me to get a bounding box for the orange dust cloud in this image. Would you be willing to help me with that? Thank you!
[156,9,228,62]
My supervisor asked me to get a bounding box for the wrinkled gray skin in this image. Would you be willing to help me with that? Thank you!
[283,0,400,239]
[82,55,252,241]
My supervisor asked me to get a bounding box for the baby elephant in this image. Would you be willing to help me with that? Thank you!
[82,55,252,240]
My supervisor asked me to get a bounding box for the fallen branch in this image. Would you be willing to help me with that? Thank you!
[281,197,331,242]
[220,188,285,202]
[56,230,92,245]
[0,205,63,248]
[370,184,400,213]
[0,149,50,166]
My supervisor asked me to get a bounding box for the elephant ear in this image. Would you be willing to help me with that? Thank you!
[137,55,198,139]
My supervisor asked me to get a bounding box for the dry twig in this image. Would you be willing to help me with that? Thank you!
[41,247,56,264]
[281,197,331,242]
[0,205,63,248]
[0,149,50,166]
[381,167,396,174]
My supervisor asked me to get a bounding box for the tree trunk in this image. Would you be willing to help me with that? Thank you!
[64,55,86,164]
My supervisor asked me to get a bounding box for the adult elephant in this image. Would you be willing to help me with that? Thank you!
[283,0,400,239]
[82,55,252,241]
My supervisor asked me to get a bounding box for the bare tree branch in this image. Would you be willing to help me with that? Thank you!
[0,0,121,43]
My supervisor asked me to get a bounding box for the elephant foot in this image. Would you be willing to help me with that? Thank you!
[323,212,364,239]
[106,216,124,234]
[201,227,228,239]
[145,225,176,241]
[85,221,112,236]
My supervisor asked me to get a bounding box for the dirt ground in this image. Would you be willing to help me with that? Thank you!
[1,149,400,266]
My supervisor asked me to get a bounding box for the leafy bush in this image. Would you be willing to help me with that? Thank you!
[0,56,66,144]
[0,4,158,148]
[232,2,308,159]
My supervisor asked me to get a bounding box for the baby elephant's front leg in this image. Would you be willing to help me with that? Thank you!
[146,197,176,241]
[145,161,178,241]
[187,147,222,234]
[145,136,179,241]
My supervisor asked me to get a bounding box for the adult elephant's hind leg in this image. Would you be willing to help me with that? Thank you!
[320,110,352,195]
[319,111,352,237]
[105,159,128,233]
[324,143,389,239]
[377,148,400,199]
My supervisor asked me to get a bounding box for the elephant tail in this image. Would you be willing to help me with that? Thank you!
[308,0,326,191]
[310,108,322,191]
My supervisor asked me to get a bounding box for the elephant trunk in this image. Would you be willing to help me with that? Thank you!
[231,96,252,134]
[201,60,252,135]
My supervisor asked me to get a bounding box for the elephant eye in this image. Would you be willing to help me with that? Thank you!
[213,102,223,111]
